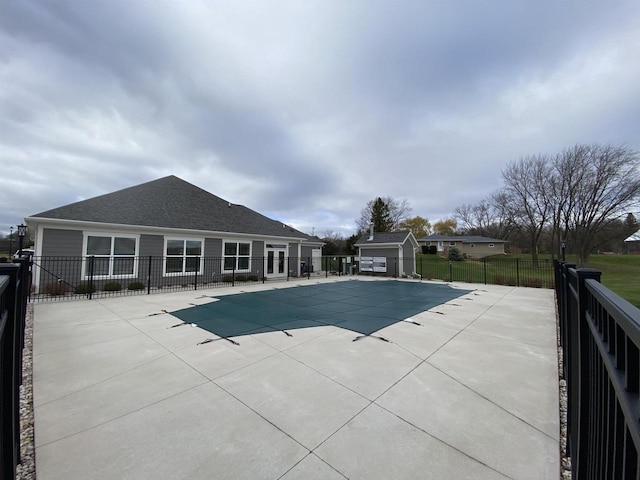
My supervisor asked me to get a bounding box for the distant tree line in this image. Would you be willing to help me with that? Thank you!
[321,144,639,265]
[454,144,640,266]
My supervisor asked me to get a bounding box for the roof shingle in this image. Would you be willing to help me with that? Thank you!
[30,176,315,240]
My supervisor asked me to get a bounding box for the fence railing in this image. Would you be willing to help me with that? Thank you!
[30,255,358,302]
[555,260,640,478]
[28,255,555,302]
[417,256,554,288]
[0,258,30,479]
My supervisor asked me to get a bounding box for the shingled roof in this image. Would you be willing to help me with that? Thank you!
[29,176,315,240]
[354,231,415,246]
[418,234,506,243]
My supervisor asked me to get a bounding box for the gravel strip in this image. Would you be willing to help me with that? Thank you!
[16,303,36,480]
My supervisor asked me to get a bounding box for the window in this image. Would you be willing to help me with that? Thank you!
[449,242,456,246]
[489,243,495,248]
[165,239,202,275]
[84,234,137,278]
[470,244,475,248]
[224,241,251,271]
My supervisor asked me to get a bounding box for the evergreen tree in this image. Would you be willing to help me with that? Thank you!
[370,197,394,232]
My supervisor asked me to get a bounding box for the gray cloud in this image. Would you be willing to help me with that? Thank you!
[1,0,639,238]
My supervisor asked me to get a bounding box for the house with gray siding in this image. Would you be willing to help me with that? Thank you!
[354,230,418,277]
[26,176,323,292]
[418,234,506,259]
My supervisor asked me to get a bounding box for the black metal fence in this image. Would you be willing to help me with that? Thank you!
[555,260,640,478]
[416,256,555,288]
[0,258,30,479]
[31,256,359,302]
[29,255,555,302]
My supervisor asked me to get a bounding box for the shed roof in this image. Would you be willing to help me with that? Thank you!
[625,230,640,242]
[354,231,416,246]
[29,176,317,241]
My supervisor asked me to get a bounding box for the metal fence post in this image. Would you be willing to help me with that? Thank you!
[448,261,452,282]
[516,258,520,287]
[147,256,152,295]
[483,258,487,285]
[0,262,24,479]
[571,267,601,479]
[88,255,95,300]
[194,256,199,291]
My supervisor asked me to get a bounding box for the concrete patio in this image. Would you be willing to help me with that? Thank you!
[32,277,559,480]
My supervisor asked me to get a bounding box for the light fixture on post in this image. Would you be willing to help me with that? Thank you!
[9,226,13,257]
[17,224,27,257]
[561,239,566,262]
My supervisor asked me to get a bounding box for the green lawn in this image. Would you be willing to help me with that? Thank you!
[580,255,640,308]
[416,253,640,308]
[502,253,640,307]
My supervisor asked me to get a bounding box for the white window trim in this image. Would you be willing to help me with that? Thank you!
[489,243,495,248]
[82,232,140,279]
[163,237,204,277]
[223,239,252,273]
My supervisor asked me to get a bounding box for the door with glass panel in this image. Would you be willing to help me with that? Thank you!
[265,244,287,278]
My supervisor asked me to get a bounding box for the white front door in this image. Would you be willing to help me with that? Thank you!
[265,245,287,278]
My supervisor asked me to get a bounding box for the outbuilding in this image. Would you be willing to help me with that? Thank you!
[354,230,419,277]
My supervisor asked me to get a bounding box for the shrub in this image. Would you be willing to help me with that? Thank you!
[75,282,97,294]
[44,281,67,296]
[448,247,464,261]
[421,246,429,254]
[222,275,234,283]
[103,282,122,292]
[247,275,259,282]
[235,274,246,282]
[128,281,145,291]
[428,245,438,255]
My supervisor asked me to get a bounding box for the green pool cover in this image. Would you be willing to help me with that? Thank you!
[170,280,472,340]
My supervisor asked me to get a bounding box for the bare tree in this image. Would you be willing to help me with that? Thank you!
[556,144,640,265]
[357,196,412,232]
[501,154,553,266]
[455,197,514,239]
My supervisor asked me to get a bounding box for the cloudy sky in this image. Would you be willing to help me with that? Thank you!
[1,0,639,238]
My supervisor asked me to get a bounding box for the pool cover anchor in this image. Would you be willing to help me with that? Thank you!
[168,322,197,329]
[352,333,390,343]
[148,309,169,317]
[198,336,240,346]
[282,330,293,337]
[404,319,422,326]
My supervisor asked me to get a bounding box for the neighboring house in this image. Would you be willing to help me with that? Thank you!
[354,229,419,277]
[25,176,323,291]
[625,230,640,254]
[418,234,506,259]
